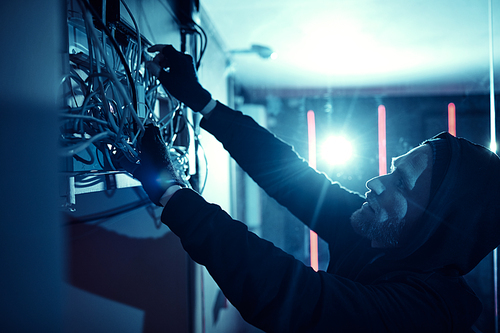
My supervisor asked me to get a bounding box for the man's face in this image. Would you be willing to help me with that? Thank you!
[350,144,433,248]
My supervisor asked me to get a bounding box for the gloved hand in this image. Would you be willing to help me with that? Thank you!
[147,44,212,112]
[117,124,189,206]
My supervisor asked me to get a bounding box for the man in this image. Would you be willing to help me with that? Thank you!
[123,44,500,332]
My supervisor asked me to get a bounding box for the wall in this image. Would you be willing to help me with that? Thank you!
[0,1,65,332]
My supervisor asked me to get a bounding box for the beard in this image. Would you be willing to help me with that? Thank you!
[350,208,406,248]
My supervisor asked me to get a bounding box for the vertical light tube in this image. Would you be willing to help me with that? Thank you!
[378,105,387,175]
[495,249,499,333]
[489,0,499,331]
[448,103,457,136]
[307,110,319,271]
[490,0,498,153]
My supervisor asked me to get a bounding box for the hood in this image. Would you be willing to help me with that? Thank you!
[388,132,500,275]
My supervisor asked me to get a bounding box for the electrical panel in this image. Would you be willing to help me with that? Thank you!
[61,0,202,208]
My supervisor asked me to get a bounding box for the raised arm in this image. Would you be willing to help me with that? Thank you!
[200,101,364,241]
[160,188,469,333]
[146,45,364,241]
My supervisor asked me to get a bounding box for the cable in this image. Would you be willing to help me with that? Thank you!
[76,0,138,110]
[120,0,141,83]
[81,5,142,136]
[64,2,151,169]
[195,135,208,194]
[60,113,109,125]
[65,197,153,225]
[181,110,208,194]
[193,23,208,70]
[73,146,95,165]
[61,131,114,157]
[63,0,199,205]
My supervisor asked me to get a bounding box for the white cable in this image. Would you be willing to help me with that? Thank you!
[61,131,114,157]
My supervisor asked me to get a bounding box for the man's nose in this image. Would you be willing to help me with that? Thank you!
[366,176,386,195]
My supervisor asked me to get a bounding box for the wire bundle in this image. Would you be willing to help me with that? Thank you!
[61,0,188,177]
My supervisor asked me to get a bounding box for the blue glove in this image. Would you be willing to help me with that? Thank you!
[147,44,212,112]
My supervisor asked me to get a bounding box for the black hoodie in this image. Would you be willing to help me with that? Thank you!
[397,132,500,275]
[162,102,499,332]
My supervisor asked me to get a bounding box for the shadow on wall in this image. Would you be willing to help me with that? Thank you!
[66,222,191,332]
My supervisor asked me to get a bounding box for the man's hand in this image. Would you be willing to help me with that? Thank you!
[128,124,189,206]
[146,44,212,112]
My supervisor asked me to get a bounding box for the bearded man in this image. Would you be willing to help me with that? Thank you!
[119,44,500,332]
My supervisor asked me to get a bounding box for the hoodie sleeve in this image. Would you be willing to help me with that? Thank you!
[162,189,470,332]
[200,102,364,243]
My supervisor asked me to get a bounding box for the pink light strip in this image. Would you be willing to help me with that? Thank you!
[307,110,317,169]
[378,105,387,176]
[448,103,456,136]
[307,110,319,271]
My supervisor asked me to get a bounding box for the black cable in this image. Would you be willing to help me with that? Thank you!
[73,146,95,165]
[64,197,152,225]
[76,0,138,110]
[96,146,105,169]
[193,23,207,70]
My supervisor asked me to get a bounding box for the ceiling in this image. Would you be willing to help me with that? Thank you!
[201,0,500,95]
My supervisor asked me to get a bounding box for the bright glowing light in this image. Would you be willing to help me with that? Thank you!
[491,141,497,153]
[321,136,353,166]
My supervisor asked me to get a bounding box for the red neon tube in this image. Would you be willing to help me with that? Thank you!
[448,103,456,136]
[378,105,387,176]
[307,110,319,271]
